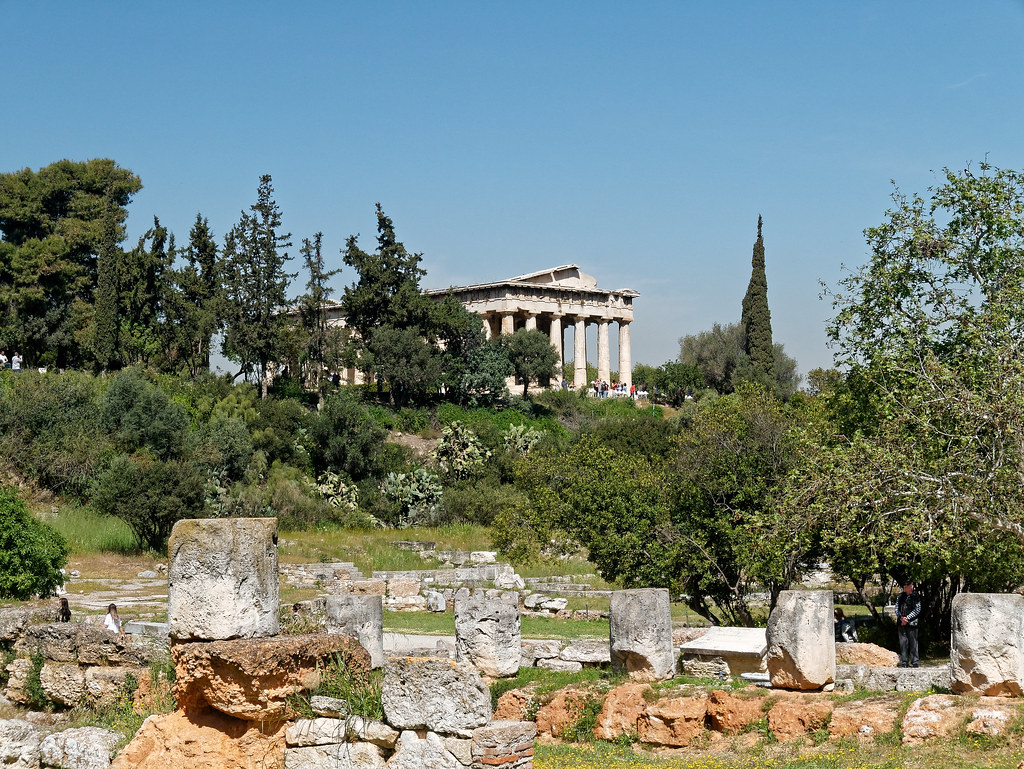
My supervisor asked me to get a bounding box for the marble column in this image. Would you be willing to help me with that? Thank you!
[574,318,588,390]
[597,320,611,384]
[501,312,515,336]
[482,315,492,341]
[618,321,632,387]
[550,315,563,374]
[524,313,537,331]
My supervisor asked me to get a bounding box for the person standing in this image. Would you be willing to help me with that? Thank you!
[11,352,21,373]
[895,580,921,667]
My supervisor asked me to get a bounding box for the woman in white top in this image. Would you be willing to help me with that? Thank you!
[104,603,124,640]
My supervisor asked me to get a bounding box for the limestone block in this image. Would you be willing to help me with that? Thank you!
[326,595,385,669]
[494,572,526,591]
[524,640,562,660]
[469,551,497,564]
[538,597,568,612]
[455,590,521,678]
[39,662,85,708]
[3,658,32,705]
[766,590,835,690]
[950,592,1024,695]
[440,735,473,766]
[310,695,348,717]
[522,594,546,610]
[609,588,676,681]
[637,694,708,747]
[0,718,42,769]
[426,591,447,612]
[594,682,652,740]
[168,518,279,641]
[835,642,899,667]
[344,715,399,748]
[387,730,459,769]
[381,657,491,737]
[537,658,582,673]
[706,690,765,734]
[472,720,536,769]
[286,718,348,746]
[109,710,286,769]
[173,634,369,720]
[900,694,959,744]
[829,695,901,740]
[285,743,385,769]
[350,579,387,595]
[40,726,120,769]
[14,623,159,667]
[680,656,731,679]
[0,607,51,642]
[559,640,610,665]
[386,578,421,598]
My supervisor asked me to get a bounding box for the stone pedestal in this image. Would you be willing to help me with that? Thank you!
[326,595,385,669]
[609,589,675,680]
[168,518,279,642]
[951,592,1024,695]
[765,590,835,690]
[381,657,492,737]
[455,590,521,678]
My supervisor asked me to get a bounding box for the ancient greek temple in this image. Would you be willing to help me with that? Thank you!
[425,265,638,388]
[318,265,637,389]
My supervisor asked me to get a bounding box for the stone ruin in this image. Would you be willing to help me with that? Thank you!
[455,589,521,678]
[766,590,836,690]
[609,588,676,681]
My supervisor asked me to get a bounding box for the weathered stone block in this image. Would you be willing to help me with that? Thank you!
[637,694,708,747]
[40,726,120,769]
[0,718,42,769]
[84,666,145,706]
[609,588,675,680]
[387,730,460,769]
[472,720,536,769]
[173,634,369,720]
[381,657,491,737]
[455,590,521,678]
[560,640,610,664]
[39,661,85,708]
[950,592,1024,695]
[284,743,386,769]
[766,590,835,690]
[386,578,421,598]
[326,594,384,669]
[536,658,582,673]
[168,518,279,641]
[594,682,651,740]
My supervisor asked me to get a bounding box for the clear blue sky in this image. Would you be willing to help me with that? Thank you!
[4,2,1023,376]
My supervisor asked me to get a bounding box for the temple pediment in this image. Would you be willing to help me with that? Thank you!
[507,264,598,289]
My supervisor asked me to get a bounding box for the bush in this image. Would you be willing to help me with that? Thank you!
[0,486,69,599]
[441,482,531,526]
[433,422,490,481]
[91,455,206,551]
[381,468,443,527]
[309,392,390,481]
[101,369,188,460]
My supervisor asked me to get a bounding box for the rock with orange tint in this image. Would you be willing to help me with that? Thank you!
[637,694,708,747]
[767,698,833,741]
[965,699,1020,737]
[828,695,900,740]
[593,682,652,740]
[901,695,960,744]
[109,710,285,769]
[835,642,899,668]
[534,687,590,738]
[172,634,368,720]
[706,689,765,734]
[494,688,535,721]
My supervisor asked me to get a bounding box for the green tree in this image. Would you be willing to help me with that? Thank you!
[297,232,342,401]
[0,486,69,599]
[220,175,295,398]
[92,195,122,371]
[0,159,141,368]
[679,322,799,399]
[740,215,774,385]
[166,214,220,376]
[120,216,175,367]
[504,328,559,397]
[366,325,442,406]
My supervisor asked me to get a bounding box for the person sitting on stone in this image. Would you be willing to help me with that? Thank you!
[104,603,125,640]
[834,608,857,642]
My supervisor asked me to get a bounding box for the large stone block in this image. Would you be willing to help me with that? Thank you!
[326,595,384,669]
[381,657,491,737]
[387,731,461,769]
[455,590,521,678]
[173,634,369,720]
[609,588,675,681]
[284,742,386,769]
[472,720,536,769]
[950,592,1024,695]
[766,590,835,690]
[168,517,279,641]
[40,726,121,769]
[39,661,85,708]
[0,718,42,769]
[14,623,160,667]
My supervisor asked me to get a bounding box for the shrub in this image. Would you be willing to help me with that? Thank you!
[433,421,490,481]
[381,468,443,527]
[202,414,254,482]
[101,369,188,459]
[441,482,531,526]
[91,455,206,551]
[309,392,390,481]
[0,486,69,600]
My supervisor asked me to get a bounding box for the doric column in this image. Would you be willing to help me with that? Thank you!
[574,318,587,390]
[618,321,632,387]
[549,315,563,373]
[597,320,611,384]
[524,313,537,331]
[501,312,515,336]
[482,315,492,341]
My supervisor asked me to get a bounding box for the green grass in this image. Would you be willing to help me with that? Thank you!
[46,504,138,554]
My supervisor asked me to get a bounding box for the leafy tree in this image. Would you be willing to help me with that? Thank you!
[366,325,442,406]
[220,175,295,398]
[120,216,175,367]
[504,328,559,397]
[740,215,774,385]
[460,342,513,406]
[0,159,141,368]
[803,163,1024,641]
[166,214,220,376]
[633,361,703,406]
[0,486,69,599]
[679,322,799,399]
[100,369,188,460]
[308,391,390,481]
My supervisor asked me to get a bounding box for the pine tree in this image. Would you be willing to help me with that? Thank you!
[298,232,341,399]
[168,214,220,375]
[93,195,121,371]
[740,215,774,384]
[220,175,294,398]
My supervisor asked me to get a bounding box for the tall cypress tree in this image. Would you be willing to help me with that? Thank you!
[740,215,774,383]
[93,194,121,371]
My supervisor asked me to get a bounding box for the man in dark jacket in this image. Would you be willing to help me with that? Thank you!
[895,580,922,667]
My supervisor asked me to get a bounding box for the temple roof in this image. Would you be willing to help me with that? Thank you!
[426,264,638,297]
